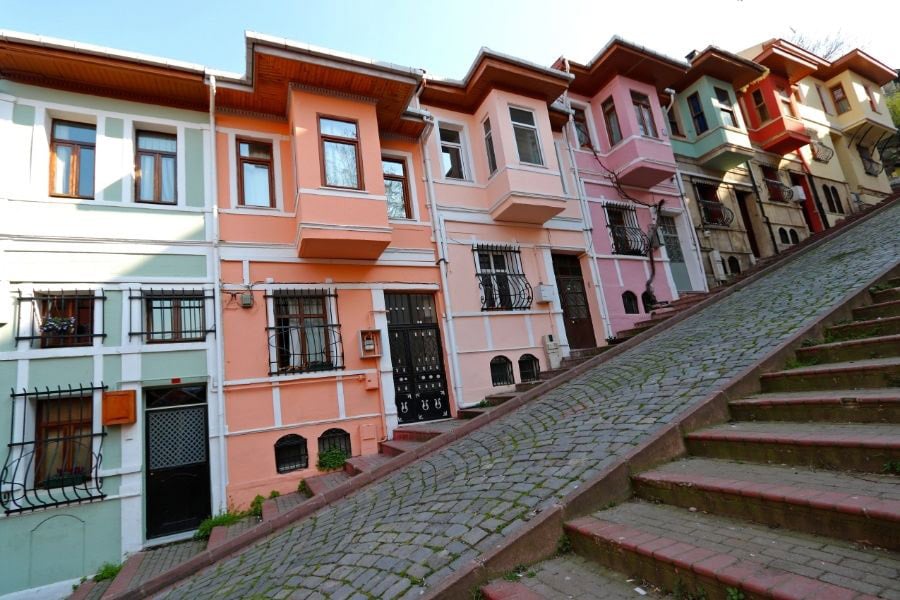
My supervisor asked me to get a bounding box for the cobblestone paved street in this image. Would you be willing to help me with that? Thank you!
[163,203,900,599]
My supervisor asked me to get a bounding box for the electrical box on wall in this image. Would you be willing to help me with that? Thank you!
[239,293,254,308]
[103,390,136,426]
[359,329,382,358]
[536,284,556,303]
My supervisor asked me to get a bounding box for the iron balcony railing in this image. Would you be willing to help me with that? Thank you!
[764,178,794,202]
[476,272,533,311]
[698,199,736,227]
[810,141,834,163]
[267,323,344,375]
[609,225,651,256]
[861,157,883,176]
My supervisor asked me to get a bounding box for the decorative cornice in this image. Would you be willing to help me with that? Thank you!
[289,83,378,105]
[216,106,287,122]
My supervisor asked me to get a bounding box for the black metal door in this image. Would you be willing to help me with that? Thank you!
[386,293,450,424]
[145,385,211,539]
[552,254,597,350]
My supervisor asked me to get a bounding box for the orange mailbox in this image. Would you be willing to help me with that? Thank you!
[103,390,137,426]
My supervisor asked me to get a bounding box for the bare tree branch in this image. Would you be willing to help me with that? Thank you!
[787,29,852,60]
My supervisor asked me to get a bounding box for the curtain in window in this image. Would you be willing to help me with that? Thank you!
[54,146,73,195]
[242,163,272,207]
[161,156,176,202]
[323,142,358,187]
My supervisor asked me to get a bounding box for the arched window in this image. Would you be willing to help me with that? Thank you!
[274,434,308,473]
[831,185,843,214]
[789,229,800,244]
[518,354,540,383]
[727,256,741,274]
[490,356,514,386]
[822,184,836,212]
[622,291,639,314]
[318,428,351,457]
[778,228,789,244]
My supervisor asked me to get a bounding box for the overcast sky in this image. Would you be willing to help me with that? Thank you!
[2,0,896,79]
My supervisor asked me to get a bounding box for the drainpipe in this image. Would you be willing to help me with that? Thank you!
[207,74,228,513]
[744,160,780,256]
[663,88,709,293]
[419,100,464,409]
[561,59,613,341]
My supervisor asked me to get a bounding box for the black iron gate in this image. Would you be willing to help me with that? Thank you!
[145,384,211,539]
[385,293,450,424]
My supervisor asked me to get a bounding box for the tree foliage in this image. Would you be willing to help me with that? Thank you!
[788,29,851,60]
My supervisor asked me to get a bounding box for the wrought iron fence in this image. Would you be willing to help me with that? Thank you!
[609,225,651,256]
[764,178,794,202]
[267,323,344,375]
[810,141,834,163]
[1,384,107,514]
[698,199,736,227]
[476,273,533,311]
[861,157,883,176]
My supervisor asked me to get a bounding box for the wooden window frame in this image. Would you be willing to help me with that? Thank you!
[318,116,363,191]
[382,157,412,220]
[776,87,797,118]
[602,98,622,147]
[236,137,275,208]
[134,130,177,205]
[751,89,770,123]
[865,87,880,113]
[145,295,206,343]
[483,118,498,175]
[273,292,333,373]
[34,394,93,488]
[49,119,96,200]
[815,84,834,115]
[687,92,708,134]
[36,292,95,349]
[831,85,851,114]
[666,103,684,138]
[631,92,658,138]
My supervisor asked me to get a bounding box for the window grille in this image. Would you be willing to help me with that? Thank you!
[518,354,540,383]
[606,207,650,256]
[129,289,215,342]
[810,141,834,163]
[490,356,514,387]
[318,428,351,457]
[473,244,533,311]
[274,434,308,473]
[266,289,343,375]
[1,384,107,514]
[15,290,106,348]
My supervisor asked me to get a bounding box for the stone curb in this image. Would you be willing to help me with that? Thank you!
[117,196,900,600]
[103,551,145,598]
[68,579,97,600]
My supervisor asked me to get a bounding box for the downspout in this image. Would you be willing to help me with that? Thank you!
[207,74,228,512]
[663,88,709,293]
[562,59,613,341]
[418,86,464,408]
[744,160,780,255]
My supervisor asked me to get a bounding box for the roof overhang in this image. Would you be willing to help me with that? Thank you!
[677,46,767,91]
[420,48,572,113]
[557,37,689,97]
[751,39,826,82]
[817,49,896,86]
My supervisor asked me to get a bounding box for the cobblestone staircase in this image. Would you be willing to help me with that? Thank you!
[483,276,900,600]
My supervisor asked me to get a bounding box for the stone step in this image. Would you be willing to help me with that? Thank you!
[615,323,655,340]
[569,346,610,360]
[483,554,670,600]
[456,406,491,420]
[485,392,518,406]
[566,501,899,600]
[871,286,900,303]
[632,457,900,550]
[538,368,568,381]
[304,470,353,496]
[343,452,393,476]
[853,298,900,320]
[887,276,900,287]
[684,421,900,472]
[263,490,307,520]
[393,419,464,442]
[826,314,900,342]
[377,438,423,457]
[729,389,900,423]
[515,381,541,392]
[760,357,900,393]
[796,333,900,363]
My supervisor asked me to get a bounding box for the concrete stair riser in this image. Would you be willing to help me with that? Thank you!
[871,287,900,303]
[795,334,900,363]
[728,396,900,423]
[392,429,442,442]
[760,361,900,393]
[631,475,900,550]
[456,408,488,420]
[515,381,541,392]
[684,436,898,473]
[853,299,900,320]
[826,315,900,341]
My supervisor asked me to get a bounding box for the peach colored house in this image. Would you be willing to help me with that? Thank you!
[555,38,706,337]
[419,50,609,407]
[213,35,449,505]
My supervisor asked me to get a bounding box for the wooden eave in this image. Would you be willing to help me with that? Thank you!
[420,55,570,114]
[676,48,767,91]
[561,41,688,97]
[817,50,896,86]
[0,40,208,111]
[754,44,821,83]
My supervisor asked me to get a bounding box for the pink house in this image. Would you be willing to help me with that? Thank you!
[555,38,707,337]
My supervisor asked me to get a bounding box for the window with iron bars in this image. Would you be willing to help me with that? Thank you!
[15,290,106,349]
[267,289,344,375]
[129,289,215,343]
[1,384,107,514]
[473,244,533,311]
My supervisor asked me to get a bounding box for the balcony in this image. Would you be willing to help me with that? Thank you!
[861,157,883,176]
[810,141,834,163]
[694,128,755,172]
[698,200,736,227]
[764,179,795,202]
[486,167,567,225]
[476,273,533,311]
[603,136,677,188]
[609,225,651,256]
[295,190,392,260]
[267,322,344,376]
[749,115,811,155]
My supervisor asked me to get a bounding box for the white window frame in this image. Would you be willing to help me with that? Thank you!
[508,105,545,166]
[570,101,598,149]
[482,116,498,176]
[436,121,471,182]
[381,150,420,222]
